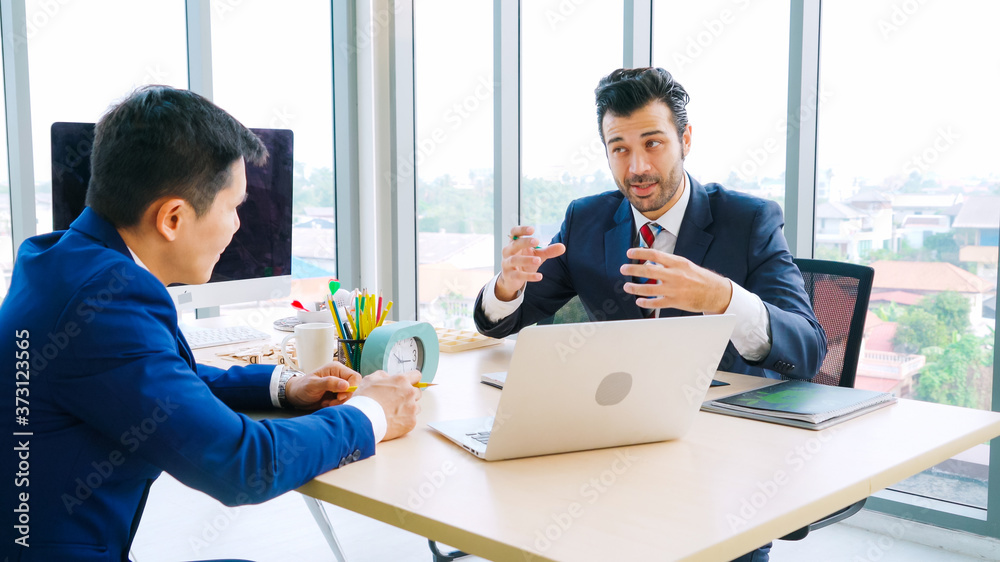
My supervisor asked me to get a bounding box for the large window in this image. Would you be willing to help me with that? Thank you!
[26,0,188,235]
[413,0,494,329]
[211,0,336,303]
[816,0,1000,511]
[521,0,623,243]
[0,24,9,298]
[652,0,789,207]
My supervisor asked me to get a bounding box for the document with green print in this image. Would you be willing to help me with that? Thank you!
[701,380,897,430]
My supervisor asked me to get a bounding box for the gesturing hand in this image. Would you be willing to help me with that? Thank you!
[620,247,733,314]
[495,225,566,302]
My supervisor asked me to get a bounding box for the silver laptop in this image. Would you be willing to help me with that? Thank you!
[428,314,737,461]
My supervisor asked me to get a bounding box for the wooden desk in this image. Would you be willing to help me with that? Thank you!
[192,318,1000,561]
[292,343,1000,561]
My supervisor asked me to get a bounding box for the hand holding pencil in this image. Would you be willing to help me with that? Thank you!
[349,370,424,441]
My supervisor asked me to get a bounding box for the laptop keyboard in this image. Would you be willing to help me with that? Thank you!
[467,431,491,445]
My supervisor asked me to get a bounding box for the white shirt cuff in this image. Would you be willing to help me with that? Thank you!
[481,273,525,323]
[344,395,388,443]
[268,365,285,408]
[723,280,772,362]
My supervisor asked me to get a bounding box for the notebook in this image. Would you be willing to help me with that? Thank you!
[701,380,897,430]
[428,314,738,461]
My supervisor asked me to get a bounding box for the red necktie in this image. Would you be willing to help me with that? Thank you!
[636,222,661,285]
[636,222,661,318]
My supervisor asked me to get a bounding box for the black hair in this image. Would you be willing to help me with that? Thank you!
[595,67,690,143]
[86,85,267,227]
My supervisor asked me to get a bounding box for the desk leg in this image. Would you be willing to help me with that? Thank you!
[302,494,348,562]
[428,540,468,561]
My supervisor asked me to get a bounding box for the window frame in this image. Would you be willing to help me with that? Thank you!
[2,0,998,539]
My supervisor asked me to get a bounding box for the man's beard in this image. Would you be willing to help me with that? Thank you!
[617,160,684,213]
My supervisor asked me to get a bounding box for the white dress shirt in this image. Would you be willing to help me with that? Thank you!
[126,246,388,443]
[481,173,773,362]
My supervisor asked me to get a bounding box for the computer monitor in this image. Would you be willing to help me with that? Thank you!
[51,122,294,311]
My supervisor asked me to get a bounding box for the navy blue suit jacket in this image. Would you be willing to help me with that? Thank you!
[1,208,375,561]
[475,178,826,380]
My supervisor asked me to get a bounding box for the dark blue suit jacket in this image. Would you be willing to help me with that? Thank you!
[475,177,826,380]
[1,208,375,561]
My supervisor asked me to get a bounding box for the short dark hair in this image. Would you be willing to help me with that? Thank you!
[594,67,690,143]
[86,85,267,227]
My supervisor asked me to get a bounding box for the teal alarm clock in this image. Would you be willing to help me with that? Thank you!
[359,321,439,383]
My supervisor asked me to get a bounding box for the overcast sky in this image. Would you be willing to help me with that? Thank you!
[9,0,998,198]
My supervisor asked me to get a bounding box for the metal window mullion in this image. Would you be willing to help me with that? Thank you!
[988,217,1000,534]
[624,0,652,68]
[1,0,35,254]
[389,0,417,321]
[185,0,212,99]
[494,0,519,271]
[333,0,361,293]
[783,0,820,258]
[355,0,386,299]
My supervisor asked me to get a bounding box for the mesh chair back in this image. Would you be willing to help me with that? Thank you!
[792,259,875,388]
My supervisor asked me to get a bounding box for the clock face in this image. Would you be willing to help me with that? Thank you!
[387,337,421,375]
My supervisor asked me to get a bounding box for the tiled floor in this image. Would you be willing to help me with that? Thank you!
[131,473,997,561]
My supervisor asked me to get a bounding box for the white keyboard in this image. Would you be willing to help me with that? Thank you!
[182,325,272,349]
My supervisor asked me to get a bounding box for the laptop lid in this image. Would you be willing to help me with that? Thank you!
[455,314,736,461]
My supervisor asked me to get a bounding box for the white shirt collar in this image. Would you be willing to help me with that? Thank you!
[126,246,151,272]
[630,171,690,239]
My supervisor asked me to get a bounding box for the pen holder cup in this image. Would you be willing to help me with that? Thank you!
[337,338,365,370]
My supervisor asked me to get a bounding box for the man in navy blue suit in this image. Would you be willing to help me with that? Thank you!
[1,86,422,560]
[474,68,827,561]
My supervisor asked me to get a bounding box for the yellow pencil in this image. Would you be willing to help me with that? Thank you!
[345,309,358,338]
[376,301,393,327]
[367,292,376,333]
[342,382,436,393]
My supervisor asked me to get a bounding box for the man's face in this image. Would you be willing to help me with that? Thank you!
[175,158,247,284]
[602,100,692,220]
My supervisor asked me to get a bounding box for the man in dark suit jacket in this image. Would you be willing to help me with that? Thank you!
[474,68,827,562]
[1,86,422,560]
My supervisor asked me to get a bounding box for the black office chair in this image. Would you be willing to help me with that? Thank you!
[779,258,875,541]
